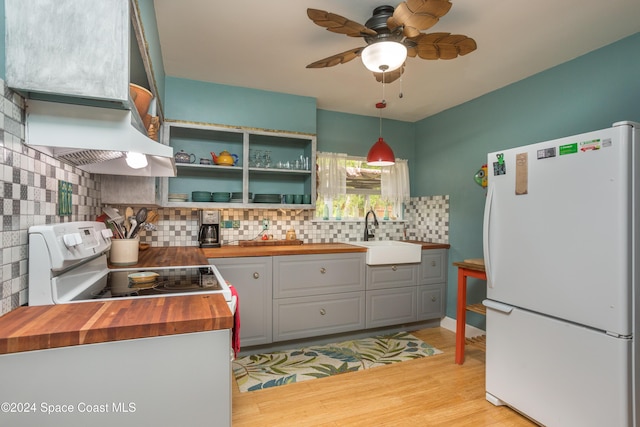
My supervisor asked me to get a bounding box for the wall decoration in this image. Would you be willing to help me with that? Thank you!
[58,180,72,216]
[474,164,488,188]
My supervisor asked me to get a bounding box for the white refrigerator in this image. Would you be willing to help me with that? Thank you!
[482,121,639,426]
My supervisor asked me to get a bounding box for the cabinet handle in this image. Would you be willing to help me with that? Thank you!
[253,272,260,279]
[320,308,326,315]
[320,267,326,274]
[392,265,397,271]
[431,261,437,267]
[431,296,437,302]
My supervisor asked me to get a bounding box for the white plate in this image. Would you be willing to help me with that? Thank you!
[128,272,160,284]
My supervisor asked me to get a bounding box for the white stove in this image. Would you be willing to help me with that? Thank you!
[28,221,234,311]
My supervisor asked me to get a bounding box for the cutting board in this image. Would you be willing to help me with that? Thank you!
[239,239,303,247]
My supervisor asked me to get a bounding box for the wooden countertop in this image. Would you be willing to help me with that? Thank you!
[109,242,450,267]
[2,242,448,356]
[203,242,367,258]
[204,241,450,259]
[0,294,232,355]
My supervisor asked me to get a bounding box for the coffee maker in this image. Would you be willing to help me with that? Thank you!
[198,210,221,248]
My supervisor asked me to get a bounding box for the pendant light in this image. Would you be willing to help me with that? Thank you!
[367,70,395,166]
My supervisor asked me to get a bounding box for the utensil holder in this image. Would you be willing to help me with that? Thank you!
[110,238,139,266]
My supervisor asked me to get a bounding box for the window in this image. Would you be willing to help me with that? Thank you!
[316,154,409,220]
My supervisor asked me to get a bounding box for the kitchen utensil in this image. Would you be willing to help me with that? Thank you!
[175,150,196,164]
[146,210,158,224]
[124,207,133,234]
[129,207,148,238]
[127,219,137,238]
[103,206,123,223]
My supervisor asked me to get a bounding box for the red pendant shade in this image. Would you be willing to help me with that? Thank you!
[366,137,395,166]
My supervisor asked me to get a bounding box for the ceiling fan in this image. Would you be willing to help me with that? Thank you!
[306,0,477,83]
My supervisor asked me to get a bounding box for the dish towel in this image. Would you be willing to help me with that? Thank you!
[229,284,240,358]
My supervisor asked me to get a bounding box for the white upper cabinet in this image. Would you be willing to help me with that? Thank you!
[5,0,130,103]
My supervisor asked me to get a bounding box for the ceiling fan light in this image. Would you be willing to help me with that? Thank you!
[361,41,407,73]
[367,137,395,166]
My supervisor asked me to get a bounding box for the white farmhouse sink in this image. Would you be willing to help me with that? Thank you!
[350,241,422,265]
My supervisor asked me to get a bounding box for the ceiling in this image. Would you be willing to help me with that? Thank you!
[153,0,640,122]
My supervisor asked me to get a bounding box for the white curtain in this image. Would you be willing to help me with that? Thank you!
[316,152,347,198]
[381,159,410,204]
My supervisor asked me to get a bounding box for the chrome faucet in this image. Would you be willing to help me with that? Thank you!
[364,209,379,241]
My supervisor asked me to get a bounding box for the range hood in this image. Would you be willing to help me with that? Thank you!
[25,100,176,177]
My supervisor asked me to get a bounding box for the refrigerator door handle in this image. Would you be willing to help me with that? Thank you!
[482,183,495,287]
[483,299,513,314]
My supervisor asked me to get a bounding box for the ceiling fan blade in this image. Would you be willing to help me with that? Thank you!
[373,66,404,84]
[392,0,453,37]
[306,47,365,69]
[411,32,477,60]
[307,8,377,37]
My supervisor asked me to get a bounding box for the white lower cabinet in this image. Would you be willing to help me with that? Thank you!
[211,248,447,349]
[365,263,419,328]
[210,257,273,346]
[272,253,366,341]
[418,249,448,319]
[273,292,365,341]
[417,284,445,320]
[366,287,417,328]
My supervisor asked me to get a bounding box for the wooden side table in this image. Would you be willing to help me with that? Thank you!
[453,260,487,365]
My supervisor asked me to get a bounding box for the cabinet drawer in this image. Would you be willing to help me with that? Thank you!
[417,284,445,320]
[273,292,365,341]
[211,257,273,347]
[366,264,419,290]
[273,253,365,298]
[366,287,417,329]
[420,250,447,284]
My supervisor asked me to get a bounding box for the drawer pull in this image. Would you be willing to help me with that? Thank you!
[253,272,260,279]
[431,296,437,302]
[431,260,437,267]
[391,265,397,271]
[320,308,326,315]
[320,267,326,274]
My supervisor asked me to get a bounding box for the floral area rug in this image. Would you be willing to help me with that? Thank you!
[232,331,442,392]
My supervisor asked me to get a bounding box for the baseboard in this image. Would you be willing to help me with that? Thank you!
[440,316,486,338]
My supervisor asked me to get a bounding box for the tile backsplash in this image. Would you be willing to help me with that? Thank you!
[0,79,448,317]
[133,196,449,247]
[0,80,102,315]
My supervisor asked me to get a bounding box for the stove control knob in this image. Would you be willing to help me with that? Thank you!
[63,233,82,249]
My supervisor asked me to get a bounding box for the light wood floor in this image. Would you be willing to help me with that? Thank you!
[232,327,537,426]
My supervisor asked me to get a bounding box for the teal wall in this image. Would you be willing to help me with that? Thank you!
[136,0,166,112]
[414,32,640,327]
[317,109,415,174]
[165,76,317,134]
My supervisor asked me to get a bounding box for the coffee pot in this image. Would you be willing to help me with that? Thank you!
[198,210,221,248]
